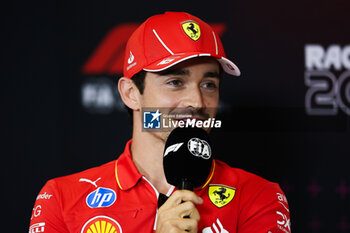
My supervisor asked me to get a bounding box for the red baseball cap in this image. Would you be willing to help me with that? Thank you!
[123,12,240,79]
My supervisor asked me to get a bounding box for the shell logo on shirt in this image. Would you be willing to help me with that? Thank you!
[81,216,122,233]
[208,184,236,208]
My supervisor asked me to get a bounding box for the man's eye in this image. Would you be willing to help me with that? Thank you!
[167,79,183,86]
[202,82,218,89]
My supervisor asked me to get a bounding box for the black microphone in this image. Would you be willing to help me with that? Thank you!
[163,127,213,191]
[158,127,213,208]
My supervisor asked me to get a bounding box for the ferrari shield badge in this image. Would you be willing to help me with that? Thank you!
[208,184,236,208]
[181,21,201,41]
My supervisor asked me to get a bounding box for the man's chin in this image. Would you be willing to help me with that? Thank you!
[147,130,172,143]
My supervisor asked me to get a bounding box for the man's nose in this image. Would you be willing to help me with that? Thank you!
[182,86,205,109]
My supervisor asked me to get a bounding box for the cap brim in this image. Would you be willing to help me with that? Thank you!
[143,53,241,76]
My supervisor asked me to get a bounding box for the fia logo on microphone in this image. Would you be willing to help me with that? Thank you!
[143,109,162,129]
[187,138,211,159]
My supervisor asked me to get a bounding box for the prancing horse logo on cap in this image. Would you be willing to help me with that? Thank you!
[182,20,201,41]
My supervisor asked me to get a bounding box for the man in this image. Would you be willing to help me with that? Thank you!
[29,12,290,233]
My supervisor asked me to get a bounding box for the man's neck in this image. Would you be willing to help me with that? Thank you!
[130,130,172,195]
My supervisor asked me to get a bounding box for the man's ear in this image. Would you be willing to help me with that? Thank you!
[118,77,140,111]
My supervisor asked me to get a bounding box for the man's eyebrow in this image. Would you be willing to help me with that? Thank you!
[157,69,221,79]
[204,71,221,79]
[158,69,190,76]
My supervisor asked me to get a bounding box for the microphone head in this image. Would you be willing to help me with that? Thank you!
[163,127,213,189]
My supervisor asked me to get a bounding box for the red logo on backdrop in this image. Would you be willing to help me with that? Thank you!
[82,23,227,75]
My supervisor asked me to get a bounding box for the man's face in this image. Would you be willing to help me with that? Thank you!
[138,56,221,139]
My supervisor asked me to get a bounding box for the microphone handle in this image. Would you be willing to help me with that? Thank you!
[158,178,193,208]
[179,178,193,221]
[179,178,193,191]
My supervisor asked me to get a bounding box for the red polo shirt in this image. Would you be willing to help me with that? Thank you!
[29,140,291,233]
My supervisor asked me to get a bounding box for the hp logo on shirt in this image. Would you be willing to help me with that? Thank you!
[86,187,116,208]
